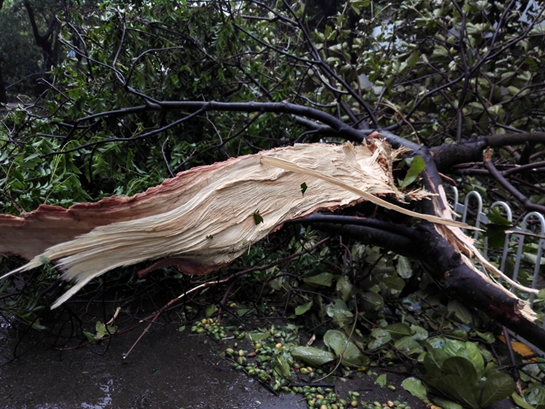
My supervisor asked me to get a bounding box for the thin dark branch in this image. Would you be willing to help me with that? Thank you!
[431,132,545,171]
[232,23,319,65]
[451,0,469,144]
[389,74,465,126]
[161,136,174,178]
[42,105,209,157]
[483,148,545,214]
[280,0,376,128]
[503,161,545,177]
[75,100,368,142]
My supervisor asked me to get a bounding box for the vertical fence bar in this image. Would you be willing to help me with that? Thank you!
[461,191,484,240]
[449,187,545,350]
[516,212,545,308]
[490,202,513,277]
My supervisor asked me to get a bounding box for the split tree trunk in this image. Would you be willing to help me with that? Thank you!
[1,141,543,347]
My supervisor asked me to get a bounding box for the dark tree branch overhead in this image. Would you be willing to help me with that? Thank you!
[431,133,545,171]
[483,148,545,215]
[294,214,420,241]
[40,98,446,215]
[279,0,377,128]
[22,0,59,70]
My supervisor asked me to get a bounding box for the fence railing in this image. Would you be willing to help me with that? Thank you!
[450,187,545,356]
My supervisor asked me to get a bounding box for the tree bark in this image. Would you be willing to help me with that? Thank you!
[23,0,58,70]
[0,55,7,104]
[431,133,545,171]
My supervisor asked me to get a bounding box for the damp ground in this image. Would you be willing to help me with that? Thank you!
[0,316,433,409]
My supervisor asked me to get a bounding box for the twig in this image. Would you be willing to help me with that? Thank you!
[483,147,545,214]
[122,237,330,359]
[502,326,522,395]
[505,230,545,240]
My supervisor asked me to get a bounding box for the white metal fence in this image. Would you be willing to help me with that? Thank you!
[450,187,545,356]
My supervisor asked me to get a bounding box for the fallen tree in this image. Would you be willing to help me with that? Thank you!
[1,136,543,346]
[1,0,545,353]
[0,140,463,305]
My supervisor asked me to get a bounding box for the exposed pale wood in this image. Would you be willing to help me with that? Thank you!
[0,141,525,311]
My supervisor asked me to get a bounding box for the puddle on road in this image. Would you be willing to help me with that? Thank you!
[81,379,113,409]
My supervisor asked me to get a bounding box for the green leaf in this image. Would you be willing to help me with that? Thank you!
[447,300,473,325]
[423,347,450,373]
[325,299,354,328]
[300,182,308,196]
[290,346,335,366]
[486,208,513,226]
[95,321,107,338]
[304,272,334,287]
[407,50,420,67]
[511,393,535,409]
[247,331,271,342]
[375,373,387,387]
[476,331,495,343]
[324,329,368,367]
[402,377,429,402]
[295,301,313,315]
[253,209,263,225]
[410,325,429,341]
[424,373,480,409]
[268,275,286,291]
[431,397,464,409]
[462,342,485,374]
[396,256,413,278]
[443,341,484,373]
[483,223,509,248]
[443,340,465,356]
[538,289,545,301]
[236,308,250,316]
[361,292,384,311]
[382,276,405,293]
[368,328,392,350]
[83,331,95,343]
[479,371,515,407]
[273,355,292,379]
[205,304,218,317]
[400,156,426,188]
[394,336,422,355]
[336,275,353,301]
[442,357,478,385]
[524,252,545,265]
[94,321,116,339]
[386,323,412,339]
[323,330,347,355]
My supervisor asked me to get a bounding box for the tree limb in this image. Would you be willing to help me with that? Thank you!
[314,221,545,348]
[432,133,545,171]
[483,148,545,214]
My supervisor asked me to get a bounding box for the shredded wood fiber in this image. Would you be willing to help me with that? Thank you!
[0,141,535,315]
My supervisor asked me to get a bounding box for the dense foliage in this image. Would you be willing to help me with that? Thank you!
[1,1,545,408]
